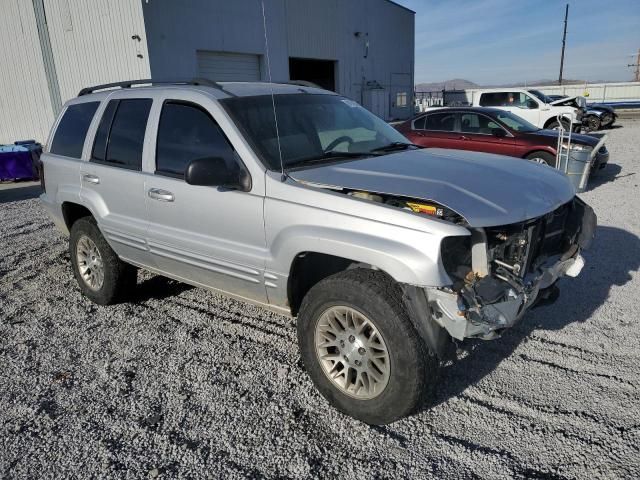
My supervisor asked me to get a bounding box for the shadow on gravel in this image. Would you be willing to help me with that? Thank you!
[0,184,41,204]
[419,225,640,412]
[132,275,194,302]
[587,164,627,191]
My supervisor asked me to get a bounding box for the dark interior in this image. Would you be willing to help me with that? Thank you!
[289,58,336,91]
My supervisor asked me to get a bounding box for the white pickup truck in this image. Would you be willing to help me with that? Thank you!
[449,88,584,131]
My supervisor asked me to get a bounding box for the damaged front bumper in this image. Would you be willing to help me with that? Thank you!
[427,251,584,340]
[427,197,596,341]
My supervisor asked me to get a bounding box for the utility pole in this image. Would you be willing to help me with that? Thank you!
[558,3,569,85]
[628,48,640,82]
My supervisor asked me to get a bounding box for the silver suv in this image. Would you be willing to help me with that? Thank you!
[40,79,596,424]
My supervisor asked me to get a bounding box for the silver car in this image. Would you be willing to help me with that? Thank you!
[40,79,596,424]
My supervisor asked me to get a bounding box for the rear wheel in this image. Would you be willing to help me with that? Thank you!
[297,269,438,424]
[526,151,556,168]
[69,217,136,305]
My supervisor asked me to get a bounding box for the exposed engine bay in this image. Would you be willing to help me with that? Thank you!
[340,188,596,341]
[432,197,596,339]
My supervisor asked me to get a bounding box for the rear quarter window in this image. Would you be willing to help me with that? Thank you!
[50,102,100,158]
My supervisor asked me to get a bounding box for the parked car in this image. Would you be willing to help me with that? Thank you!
[396,107,609,170]
[459,88,583,131]
[40,79,596,424]
[531,91,616,131]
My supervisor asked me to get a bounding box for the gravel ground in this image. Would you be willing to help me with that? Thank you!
[1,119,639,479]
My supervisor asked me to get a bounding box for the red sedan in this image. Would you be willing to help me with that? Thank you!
[396,107,608,169]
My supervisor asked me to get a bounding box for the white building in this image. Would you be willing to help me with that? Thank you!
[0,0,415,144]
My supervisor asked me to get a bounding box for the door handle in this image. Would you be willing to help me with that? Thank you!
[82,174,100,184]
[148,188,175,202]
[459,135,470,140]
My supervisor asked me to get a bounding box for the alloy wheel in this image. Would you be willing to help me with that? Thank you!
[314,305,390,399]
[76,235,104,291]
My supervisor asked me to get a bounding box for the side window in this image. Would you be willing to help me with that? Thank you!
[104,99,152,170]
[91,100,118,162]
[460,113,481,133]
[479,93,503,107]
[412,116,426,130]
[156,102,236,178]
[91,99,151,170]
[50,102,100,158]
[521,93,538,109]
[425,113,456,132]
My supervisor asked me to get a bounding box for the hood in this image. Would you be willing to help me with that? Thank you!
[531,129,600,147]
[550,95,587,108]
[289,148,575,228]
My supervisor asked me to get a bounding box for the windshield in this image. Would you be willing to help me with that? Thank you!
[495,111,540,132]
[528,89,552,104]
[221,94,411,170]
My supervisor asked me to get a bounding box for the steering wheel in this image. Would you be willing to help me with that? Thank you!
[324,136,354,152]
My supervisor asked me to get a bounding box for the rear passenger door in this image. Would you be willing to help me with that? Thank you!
[79,96,153,266]
[144,93,267,303]
[412,111,459,148]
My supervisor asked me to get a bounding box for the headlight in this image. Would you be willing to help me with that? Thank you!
[562,142,593,152]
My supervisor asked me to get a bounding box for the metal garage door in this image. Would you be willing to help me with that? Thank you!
[196,51,261,82]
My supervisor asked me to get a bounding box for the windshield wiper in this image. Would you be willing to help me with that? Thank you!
[368,142,419,154]
[286,150,372,168]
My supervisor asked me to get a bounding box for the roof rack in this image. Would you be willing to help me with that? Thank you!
[77,78,225,96]
[286,80,323,89]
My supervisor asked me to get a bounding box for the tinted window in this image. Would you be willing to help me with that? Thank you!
[425,112,456,131]
[461,113,501,134]
[103,99,152,170]
[479,92,504,107]
[413,116,426,130]
[50,102,99,158]
[156,102,236,177]
[91,100,118,162]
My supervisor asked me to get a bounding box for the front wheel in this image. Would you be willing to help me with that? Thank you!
[546,119,570,131]
[526,151,557,168]
[297,269,438,424]
[585,115,601,131]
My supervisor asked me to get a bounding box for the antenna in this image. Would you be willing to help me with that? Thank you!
[261,0,286,181]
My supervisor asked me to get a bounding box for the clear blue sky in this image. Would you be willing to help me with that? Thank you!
[394,0,640,85]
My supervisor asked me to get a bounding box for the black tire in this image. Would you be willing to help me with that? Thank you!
[69,216,136,305]
[297,269,438,424]
[546,119,570,131]
[585,115,601,131]
[526,151,557,168]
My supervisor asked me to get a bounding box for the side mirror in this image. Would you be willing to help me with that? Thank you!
[526,100,539,109]
[185,157,251,191]
[491,128,507,137]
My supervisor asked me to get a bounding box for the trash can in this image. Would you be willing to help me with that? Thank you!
[0,140,42,181]
[557,148,592,193]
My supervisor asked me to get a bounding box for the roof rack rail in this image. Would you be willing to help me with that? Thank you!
[77,78,224,96]
[286,80,323,89]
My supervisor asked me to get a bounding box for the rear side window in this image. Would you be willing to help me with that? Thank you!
[156,101,236,178]
[479,92,504,107]
[425,112,457,131]
[91,99,152,170]
[50,102,99,158]
[412,116,426,130]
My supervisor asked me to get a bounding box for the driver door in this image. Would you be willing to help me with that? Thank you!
[502,92,541,127]
[144,92,267,303]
